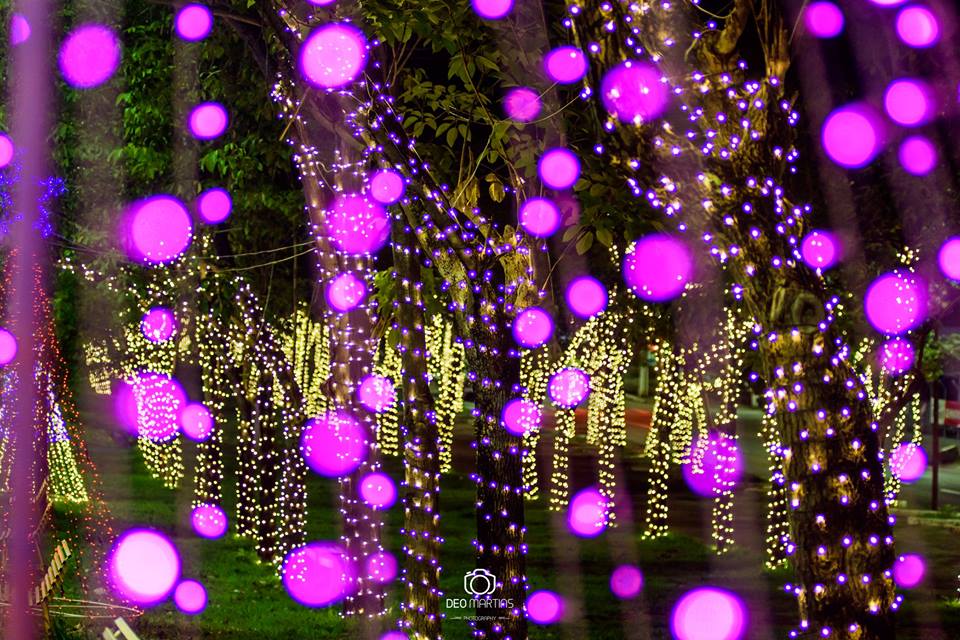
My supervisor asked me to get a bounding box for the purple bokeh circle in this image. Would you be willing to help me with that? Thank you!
[544,46,587,84]
[300,411,367,477]
[108,529,181,606]
[512,307,554,349]
[526,590,564,624]
[173,579,207,615]
[501,398,542,436]
[600,61,669,123]
[623,234,693,301]
[282,542,355,607]
[191,503,228,539]
[59,24,121,89]
[863,272,927,335]
[300,23,368,88]
[548,367,590,408]
[670,587,747,640]
[504,87,541,122]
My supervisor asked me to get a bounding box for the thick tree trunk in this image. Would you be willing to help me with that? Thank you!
[759,291,896,639]
[393,228,443,639]
[469,330,527,640]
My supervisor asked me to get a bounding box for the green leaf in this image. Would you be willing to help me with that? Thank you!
[596,227,613,247]
[576,232,594,255]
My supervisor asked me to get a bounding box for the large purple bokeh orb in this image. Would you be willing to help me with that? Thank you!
[282,542,355,607]
[174,579,207,615]
[108,529,181,606]
[359,472,397,509]
[526,590,564,624]
[682,435,744,498]
[501,398,542,436]
[518,198,561,237]
[884,79,933,127]
[800,229,840,270]
[890,443,926,483]
[863,272,927,335]
[544,46,587,84]
[567,487,608,538]
[197,188,232,224]
[0,327,18,366]
[610,565,643,599]
[565,276,608,319]
[898,135,937,176]
[300,412,367,477]
[328,193,390,255]
[600,61,669,123]
[365,550,398,584]
[671,587,747,640]
[325,272,367,313]
[822,104,883,169]
[124,195,193,264]
[59,24,121,89]
[0,134,14,168]
[877,337,915,376]
[10,14,30,46]
[191,503,228,539]
[175,4,213,42]
[471,0,513,19]
[938,237,960,280]
[180,402,214,442]
[369,169,405,205]
[893,554,926,588]
[188,102,228,140]
[896,6,939,48]
[512,307,554,349]
[538,148,580,190]
[357,374,397,413]
[623,234,693,301]
[504,87,541,122]
[804,2,844,38]
[140,307,177,343]
[300,23,368,88]
[548,367,590,408]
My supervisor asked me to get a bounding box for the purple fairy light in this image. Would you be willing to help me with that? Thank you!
[610,565,643,599]
[512,307,554,348]
[123,195,193,264]
[471,0,513,20]
[863,272,927,335]
[937,237,960,280]
[821,104,883,169]
[503,87,541,122]
[538,148,580,190]
[800,230,840,270]
[501,398,542,436]
[804,2,844,38]
[670,587,747,640]
[300,23,368,88]
[548,367,590,408]
[175,4,213,42]
[898,135,937,175]
[191,503,228,539]
[108,529,181,606]
[883,79,933,126]
[623,234,693,301]
[518,197,560,237]
[544,46,587,84]
[173,580,207,615]
[896,6,939,48]
[567,487,608,537]
[282,542,356,607]
[140,307,177,343]
[526,590,564,624]
[196,187,232,224]
[300,411,367,477]
[188,102,228,140]
[58,24,121,89]
[327,193,390,254]
[325,272,367,313]
[600,61,669,123]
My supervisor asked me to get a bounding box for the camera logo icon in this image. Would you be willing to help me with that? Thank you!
[463,568,498,596]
